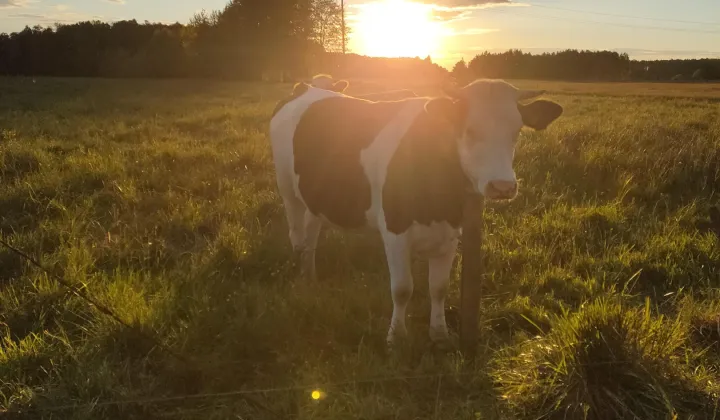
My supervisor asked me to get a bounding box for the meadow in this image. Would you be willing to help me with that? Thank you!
[1,76,720,419]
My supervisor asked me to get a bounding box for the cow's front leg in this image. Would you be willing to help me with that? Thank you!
[382,233,413,346]
[300,211,322,281]
[428,239,458,345]
[281,195,307,276]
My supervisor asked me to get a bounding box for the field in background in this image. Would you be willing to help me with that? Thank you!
[510,79,720,99]
[338,76,720,100]
[1,77,720,419]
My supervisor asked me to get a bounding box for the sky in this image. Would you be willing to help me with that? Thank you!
[1,0,719,68]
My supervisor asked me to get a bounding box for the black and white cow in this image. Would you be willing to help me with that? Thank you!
[269,78,563,346]
[306,73,417,101]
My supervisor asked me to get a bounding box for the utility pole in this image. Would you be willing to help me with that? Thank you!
[341,0,346,54]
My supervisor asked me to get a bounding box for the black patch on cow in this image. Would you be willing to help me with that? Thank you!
[383,107,471,234]
[271,83,309,119]
[293,96,407,228]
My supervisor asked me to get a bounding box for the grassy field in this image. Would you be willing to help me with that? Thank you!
[1,76,720,419]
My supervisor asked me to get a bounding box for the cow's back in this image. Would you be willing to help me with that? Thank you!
[293,97,407,228]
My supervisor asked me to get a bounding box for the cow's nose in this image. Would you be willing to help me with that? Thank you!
[485,180,518,198]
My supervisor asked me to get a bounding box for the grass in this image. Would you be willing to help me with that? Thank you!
[1,76,720,419]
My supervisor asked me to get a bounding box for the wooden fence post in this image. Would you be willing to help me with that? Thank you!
[459,194,485,357]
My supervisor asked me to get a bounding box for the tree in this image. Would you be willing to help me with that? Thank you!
[451,58,471,84]
[0,1,717,83]
[311,0,344,53]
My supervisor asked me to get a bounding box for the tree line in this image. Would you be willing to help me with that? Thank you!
[452,49,720,83]
[0,0,717,83]
[0,0,446,83]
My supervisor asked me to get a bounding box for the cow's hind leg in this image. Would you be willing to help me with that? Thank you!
[301,210,322,281]
[428,240,458,347]
[382,233,413,346]
[280,192,310,279]
[282,194,307,253]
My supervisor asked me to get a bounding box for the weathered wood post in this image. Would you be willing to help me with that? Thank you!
[459,194,485,357]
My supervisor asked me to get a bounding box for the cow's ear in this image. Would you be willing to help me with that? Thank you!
[292,82,309,96]
[518,100,563,130]
[425,97,465,124]
[332,80,349,92]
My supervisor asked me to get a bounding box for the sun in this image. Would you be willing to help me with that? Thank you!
[351,0,442,59]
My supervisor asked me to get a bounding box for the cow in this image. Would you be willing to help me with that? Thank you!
[308,73,350,92]
[268,79,564,347]
[357,89,418,101]
[307,73,417,101]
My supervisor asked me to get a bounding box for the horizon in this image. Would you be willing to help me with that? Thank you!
[1,0,719,69]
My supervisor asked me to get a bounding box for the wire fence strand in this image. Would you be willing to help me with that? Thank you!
[0,238,189,364]
[1,371,486,415]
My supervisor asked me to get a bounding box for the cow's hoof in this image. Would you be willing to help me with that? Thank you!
[290,250,303,271]
[430,329,457,352]
[429,327,450,342]
[304,266,318,282]
[386,329,409,351]
[431,337,456,353]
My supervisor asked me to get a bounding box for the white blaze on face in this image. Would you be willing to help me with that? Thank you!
[446,80,563,200]
[460,91,522,199]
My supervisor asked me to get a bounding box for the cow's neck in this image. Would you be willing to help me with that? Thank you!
[382,113,473,233]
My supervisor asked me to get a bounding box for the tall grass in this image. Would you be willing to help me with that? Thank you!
[1,77,719,419]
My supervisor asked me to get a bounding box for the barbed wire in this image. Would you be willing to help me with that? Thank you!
[1,371,482,415]
[0,237,280,416]
[0,360,668,416]
[0,237,190,365]
[0,238,675,418]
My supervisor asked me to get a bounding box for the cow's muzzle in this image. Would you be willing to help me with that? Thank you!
[483,180,518,200]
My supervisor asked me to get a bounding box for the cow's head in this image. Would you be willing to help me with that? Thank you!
[426,79,563,200]
[309,74,350,93]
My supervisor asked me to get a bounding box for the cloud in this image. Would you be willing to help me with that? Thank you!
[0,0,33,8]
[419,0,531,10]
[428,1,528,22]
[7,10,104,25]
[430,9,471,22]
[8,12,44,18]
[418,0,510,7]
[447,27,499,36]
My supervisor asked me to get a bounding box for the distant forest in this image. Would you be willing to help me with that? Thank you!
[453,50,720,82]
[0,0,718,83]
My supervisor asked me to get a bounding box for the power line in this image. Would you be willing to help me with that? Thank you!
[530,3,720,27]
[481,7,720,35]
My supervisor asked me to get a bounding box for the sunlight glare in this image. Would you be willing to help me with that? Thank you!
[352,0,442,59]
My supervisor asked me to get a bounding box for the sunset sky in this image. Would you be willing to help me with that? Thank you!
[1,0,718,68]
